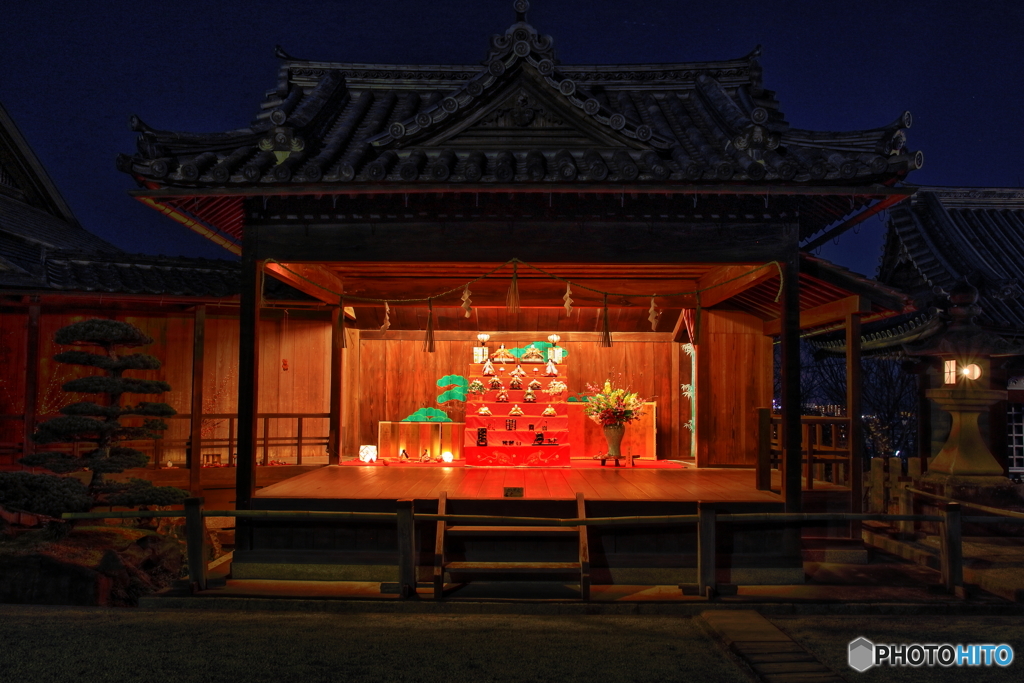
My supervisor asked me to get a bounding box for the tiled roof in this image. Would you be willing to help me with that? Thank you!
[879,188,1024,331]
[119,19,921,192]
[42,251,241,297]
[0,250,308,300]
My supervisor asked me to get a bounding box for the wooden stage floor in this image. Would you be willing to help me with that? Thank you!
[254,464,787,503]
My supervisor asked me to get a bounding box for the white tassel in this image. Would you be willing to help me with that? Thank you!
[462,285,473,318]
[379,302,391,334]
[600,294,612,347]
[563,283,573,317]
[424,299,435,353]
[648,296,660,331]
[506,263,520,314]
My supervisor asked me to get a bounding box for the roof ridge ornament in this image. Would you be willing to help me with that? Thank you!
[514,0,529,23]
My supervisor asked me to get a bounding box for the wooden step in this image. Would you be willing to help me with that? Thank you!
[446,525,578,537]
[444,561,581,574]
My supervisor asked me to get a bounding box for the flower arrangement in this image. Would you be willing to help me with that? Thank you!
[584,379,645,427]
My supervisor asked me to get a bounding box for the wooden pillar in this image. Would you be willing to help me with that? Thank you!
[236,224,260,513]
[670,341,681,459]
[396,499,416,599]
[328,302,345,465]
[697,502,717,598]
[22,302,40,460]
[186,305,206,496]
[184,497,208,592]
[916,363,932,466]
[780,252,802,512]
[695,323,710,467]
[846,312,863,534]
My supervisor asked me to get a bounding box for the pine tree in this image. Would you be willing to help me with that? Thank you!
[19,319,188,508]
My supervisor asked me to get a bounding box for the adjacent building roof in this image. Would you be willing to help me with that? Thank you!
[0,101,121,288]
[879,188,1024,333]
[119,15,921,194]
[3,249,311,301]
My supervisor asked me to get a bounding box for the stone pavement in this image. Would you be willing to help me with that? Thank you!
[701,610,844,683]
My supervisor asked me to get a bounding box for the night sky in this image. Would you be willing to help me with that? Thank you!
[2,0,1022,277]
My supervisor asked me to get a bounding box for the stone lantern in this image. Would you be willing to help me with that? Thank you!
[903,280,1024,495]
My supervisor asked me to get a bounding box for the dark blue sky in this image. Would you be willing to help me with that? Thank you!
[2,1,1021,277]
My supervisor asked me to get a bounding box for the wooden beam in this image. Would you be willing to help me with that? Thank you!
[265,262,347,308]
[256,222,799,264]
[340,278,696,308]
[186,305,206,496]
[799,254,907,313]
[697,265,778,308]
[355,330,674,342]
[802,194,911,252]
[762,295,871,336]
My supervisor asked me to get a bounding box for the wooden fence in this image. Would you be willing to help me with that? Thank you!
[66,498,978,601]
[2,412,330,468]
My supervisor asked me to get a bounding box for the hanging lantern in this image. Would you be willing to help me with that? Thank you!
[474,333,490,363]
[547,333,563,363]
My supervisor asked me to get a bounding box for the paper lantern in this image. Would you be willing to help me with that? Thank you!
[358,445,378,463]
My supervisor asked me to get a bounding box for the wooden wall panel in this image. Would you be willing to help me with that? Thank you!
[356,333,677,459]
[0,312,28,451]
[698,310,771,466]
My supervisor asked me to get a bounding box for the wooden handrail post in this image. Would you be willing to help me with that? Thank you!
[296,417,304,465]
[897,477,915,538]
[262,416,270,466]
[187,304,206,496]
[184,497,208,592]
[396,499,416,599]
[756,408,771,491]
[940,502,963,597]
[577,492,590,602]
[803,421,813,491]
[697,502,716,599]
[228,417,235,467]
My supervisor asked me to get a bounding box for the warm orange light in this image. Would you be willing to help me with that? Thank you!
[962,364,982,381]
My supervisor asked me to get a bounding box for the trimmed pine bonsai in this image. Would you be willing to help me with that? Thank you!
[19,319,188,509]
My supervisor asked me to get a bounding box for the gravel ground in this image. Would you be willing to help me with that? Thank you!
[0,605,751,683]
[769,615,1024,683]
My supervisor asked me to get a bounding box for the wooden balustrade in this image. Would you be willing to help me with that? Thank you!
[8,412,330,468]
[756,409,852,491]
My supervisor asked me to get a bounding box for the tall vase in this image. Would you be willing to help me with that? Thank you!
[603,423,626,457]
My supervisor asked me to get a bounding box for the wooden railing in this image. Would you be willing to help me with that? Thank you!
[6,412,330,468]
[756,409,852,491]
[63,499,967,600]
